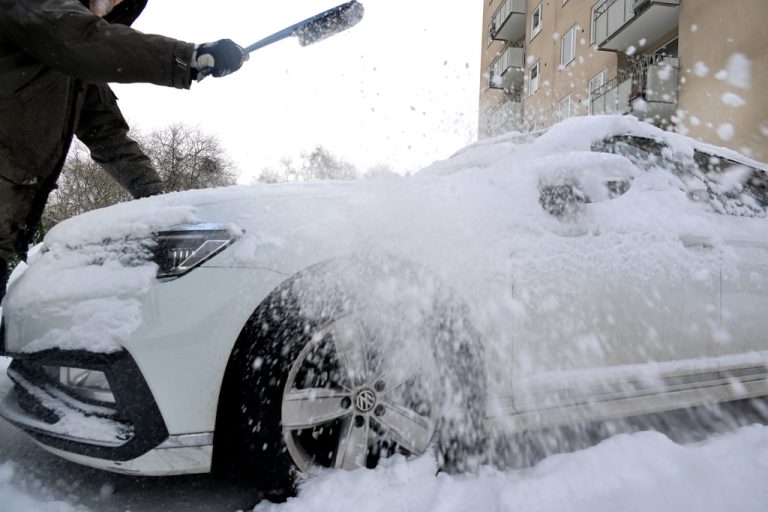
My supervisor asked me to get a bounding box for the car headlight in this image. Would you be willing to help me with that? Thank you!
[154,224,241,280]
[45,366,115,403]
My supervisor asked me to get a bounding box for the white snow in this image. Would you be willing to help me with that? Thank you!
[717,123,735,141]
[693,61,709,77]
[0,465,84,512]
[721,92,746,108]
[2,115,764,359]
[724,53,752,89]
[0,425,765,511]
[254,426,768,512]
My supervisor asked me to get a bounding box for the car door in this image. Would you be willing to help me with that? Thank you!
[692,154,768,391]
[492,137,723,434]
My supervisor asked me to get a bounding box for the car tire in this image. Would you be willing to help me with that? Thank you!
[213,256,486,495]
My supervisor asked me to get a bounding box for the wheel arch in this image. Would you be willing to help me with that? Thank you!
[210,254,487,486]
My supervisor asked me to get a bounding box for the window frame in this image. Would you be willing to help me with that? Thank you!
[528,60,540,95]
[531,2,543,40]
[587,68,608,115]
[560,25,577,68]
[590,0,607,45]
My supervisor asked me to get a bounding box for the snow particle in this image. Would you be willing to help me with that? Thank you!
[656,65,672,81]
[725,52,752,89]
[714,69,728,81]
[690,116,701,126]
[721,92,746,107]
[716,123,735,141]
[100,483,115,498]
[631,98,648,112]
[691,24,699,32]
[693,61,709,77]
[638,38,647,47]
[625,45,637,56]
[760,122,768,137]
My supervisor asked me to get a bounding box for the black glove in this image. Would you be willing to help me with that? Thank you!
[192,39,248,80]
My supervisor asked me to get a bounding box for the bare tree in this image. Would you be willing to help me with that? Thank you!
[256,146,358,183]
[139,124,238,191]
[42,143,131,230]
[44,124,238,229]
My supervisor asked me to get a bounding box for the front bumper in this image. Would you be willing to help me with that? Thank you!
[0,348,212,474]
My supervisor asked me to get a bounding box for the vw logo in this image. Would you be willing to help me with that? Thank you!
[354,389,376,413]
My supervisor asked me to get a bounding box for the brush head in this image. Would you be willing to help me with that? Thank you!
[296,1,365,47]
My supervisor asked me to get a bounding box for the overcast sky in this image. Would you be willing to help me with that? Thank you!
[112,0,482,183]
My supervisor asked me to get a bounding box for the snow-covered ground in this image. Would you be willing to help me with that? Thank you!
[256,426,768,512]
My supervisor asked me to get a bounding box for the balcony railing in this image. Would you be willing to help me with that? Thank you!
[489,44,525,91]
[590,52,678,120]
[490,0,527,43]
[593,0,680,52]
[485,95,524,137]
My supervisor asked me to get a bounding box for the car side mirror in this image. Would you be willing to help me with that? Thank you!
[539,176,633,217]
[536,153,637,217]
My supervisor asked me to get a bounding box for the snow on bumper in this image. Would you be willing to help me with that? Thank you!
[0,349,212,475]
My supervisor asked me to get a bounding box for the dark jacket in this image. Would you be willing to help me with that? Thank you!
[0,0,195,198]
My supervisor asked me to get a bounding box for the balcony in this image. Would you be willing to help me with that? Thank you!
[490,0,527,43]
[485,95,524,137]
[590,53,679,121]
[593,0,680,52]
[489,44,525,92]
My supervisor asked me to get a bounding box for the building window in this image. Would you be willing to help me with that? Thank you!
[587,68,608,114]
[557,94,573,120]
[531,3,543,39]
[529,61,540,95]
[590,0,607,45]
[560,26,576,68]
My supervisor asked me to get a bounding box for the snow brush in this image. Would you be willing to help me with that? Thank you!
[244,1,365,53]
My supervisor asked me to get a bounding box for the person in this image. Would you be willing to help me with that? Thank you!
[0,0,248,303]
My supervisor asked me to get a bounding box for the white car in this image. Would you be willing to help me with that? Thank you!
[1,116,766,492]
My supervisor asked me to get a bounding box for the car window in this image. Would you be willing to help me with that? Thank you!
[591,135,676,172]
[593,136,767,218]
[688,151,767,218]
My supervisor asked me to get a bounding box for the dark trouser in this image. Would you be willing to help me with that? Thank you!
[0,175,41,261]
[0,257,8,304]
[1,174,52,304]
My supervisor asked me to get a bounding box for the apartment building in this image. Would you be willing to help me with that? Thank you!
[479,0,768,162]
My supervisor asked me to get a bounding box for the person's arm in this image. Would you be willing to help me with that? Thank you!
[0,0,194,89]
[76,84,164,198]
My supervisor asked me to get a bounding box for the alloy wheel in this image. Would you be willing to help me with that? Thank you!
[281,314,440,472]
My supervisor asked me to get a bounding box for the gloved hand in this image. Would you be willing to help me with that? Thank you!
[192,39,248,80]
